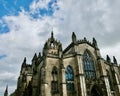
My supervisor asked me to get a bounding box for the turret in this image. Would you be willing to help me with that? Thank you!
[72,32,77,43]
[4,85,8,96]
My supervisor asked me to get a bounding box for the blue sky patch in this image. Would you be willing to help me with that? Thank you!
[0,54,7,59]
[0,20,10,34]
[0,0,59,18]
[30,0,59,19]
[0,0,33,18]
[0,0,59,33]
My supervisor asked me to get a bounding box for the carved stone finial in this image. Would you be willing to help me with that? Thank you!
[106,55,111,63]
[32,53,37,61]
[72,32,77,43]
[93,37,98,48]
[38,52,41,58]
[113,56,118,65]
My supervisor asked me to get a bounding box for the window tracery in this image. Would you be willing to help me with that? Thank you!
[82,50,96,79]
[66,66,75,91]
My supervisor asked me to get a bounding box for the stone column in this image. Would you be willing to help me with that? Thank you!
[102,76,112,96]
[98,59,111,96]
[61,67,67,96]
[40,83,46,96]
[76,55,87,96]
[114,73,120,95]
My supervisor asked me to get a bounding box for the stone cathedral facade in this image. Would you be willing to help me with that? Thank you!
[9,32,120,96]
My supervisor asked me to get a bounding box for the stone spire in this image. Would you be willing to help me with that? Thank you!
[113,56,118,65]
[4,85,8,96]
[22,57,26,68]
[72,32,77,43]
[32,53,37,61]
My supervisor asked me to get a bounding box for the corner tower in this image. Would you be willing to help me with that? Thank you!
[40,31,65,96]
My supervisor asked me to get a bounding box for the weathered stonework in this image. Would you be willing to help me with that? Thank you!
[9,32,120,96]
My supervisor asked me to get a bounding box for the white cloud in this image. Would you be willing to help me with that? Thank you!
[30,0,51,12]
[0,71,17,80]
[0,0,120,95]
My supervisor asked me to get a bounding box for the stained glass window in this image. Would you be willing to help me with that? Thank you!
[66,66,75,91]
[82,50,96,79]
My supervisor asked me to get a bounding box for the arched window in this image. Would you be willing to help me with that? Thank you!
[66,66,75,91]
[51,66,58,94]
[82,50,96,79]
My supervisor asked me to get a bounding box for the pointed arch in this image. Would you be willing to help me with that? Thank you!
[82,50,96,79]
[51,66,59,94]
[66,65,75,92]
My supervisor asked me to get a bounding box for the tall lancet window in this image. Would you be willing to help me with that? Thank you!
[82,50,96,79]
[66,66,75,91]
[51,66,58,94]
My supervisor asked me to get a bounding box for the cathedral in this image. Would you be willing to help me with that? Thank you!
[7,32,120,96]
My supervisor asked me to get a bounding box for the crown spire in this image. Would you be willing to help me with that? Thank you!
[51,31,53,37]
[51,27,54,38]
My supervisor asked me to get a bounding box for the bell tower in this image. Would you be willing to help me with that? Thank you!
[40,31,64,96]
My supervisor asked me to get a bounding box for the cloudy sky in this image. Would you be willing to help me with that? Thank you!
[0,0,120,95]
